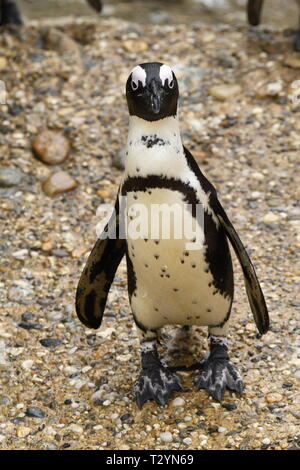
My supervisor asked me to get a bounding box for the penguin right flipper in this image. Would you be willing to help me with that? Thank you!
[75,196,126,329]
[210,191,269,335]
[247,0,264,26]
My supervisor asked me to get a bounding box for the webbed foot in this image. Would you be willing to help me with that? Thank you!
[195,337,244,401]
[134,350,182,407]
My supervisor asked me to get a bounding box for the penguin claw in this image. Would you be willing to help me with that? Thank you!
[195,358,244,401]
[134,367,182,408]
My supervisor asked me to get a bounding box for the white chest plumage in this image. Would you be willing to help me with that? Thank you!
[122,116,231,330]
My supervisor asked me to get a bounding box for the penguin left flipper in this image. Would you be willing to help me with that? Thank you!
[210,191,269,335]
[184,147,269,336]
[75,196,126,329]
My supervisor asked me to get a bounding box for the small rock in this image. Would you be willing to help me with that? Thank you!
[222,403,237,411]
[0,166,24,187]
[284,55,300,69]
[209,84,241,101]
[17,425,31,438]
[42,171,77,196]
[0,57,7,70]
[32,130,70,165]
[41,241,53,252]
[123,40,148,53]
[22,360,34,370]
[43,28,81,56]
[294,370,300,381]
[263,212,280,224]
[39,338,62,348]
[71,246,87,258]
[68,424,83,434]
[182,437,192,445]
[262,438,271,445]
[218,426,227,433]
[51,249,69,258]
[265,392,283,403]
[160,432,173,443]
[171,397,185,407]
[0,396,10,405]
[26,406,45,419]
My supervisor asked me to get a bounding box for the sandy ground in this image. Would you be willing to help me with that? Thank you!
[0,17,299,450]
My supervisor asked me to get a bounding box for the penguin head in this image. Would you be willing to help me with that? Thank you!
[126,62,179,121]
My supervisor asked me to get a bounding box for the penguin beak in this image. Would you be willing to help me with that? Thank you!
[149,79,163,114]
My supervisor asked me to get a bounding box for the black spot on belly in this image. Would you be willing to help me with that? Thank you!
[154,240,159,245]
[184,251,189,257]
[154,254,159,259]
[207,308,212,312]
[141,134,169,148]
[191,263,196,268]
[180,259,184,264]
[145,264,149,268]
[173,288,179,292]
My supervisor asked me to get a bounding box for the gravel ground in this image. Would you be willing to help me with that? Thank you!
[0,17,299,450]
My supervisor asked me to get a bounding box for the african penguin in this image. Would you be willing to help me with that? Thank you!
[247,0,300,51]
[76,62,269,407]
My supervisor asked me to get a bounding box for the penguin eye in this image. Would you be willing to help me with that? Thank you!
[131,80,139,91]
[168,79,174,89]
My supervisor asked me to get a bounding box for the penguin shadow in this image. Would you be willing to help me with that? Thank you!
[158,325,209,389]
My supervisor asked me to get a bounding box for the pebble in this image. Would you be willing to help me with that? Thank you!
[209,84,241,101]
[0,57,7,70]
[262,438,271,445]
[42,171,77,196]
[39,338,63,348]
[171,397,185,407]
[182,437,192,445]
[122,39,148,53]
[284,56,300,69]
[43,28,81,56]
[0,166,24,187]
[263,212,280,224]
[159,432,173,443]
[26,406,45,419]
[68,424,83,434]
[265,392,283,404]
[294,370,300,381]
[32,130,70,165]
[17,425,31,438]
[21,360,34,370]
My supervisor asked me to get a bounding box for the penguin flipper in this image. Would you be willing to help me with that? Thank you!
[210,192,269,335]
[247,0,264,26]
[75,198,126,329]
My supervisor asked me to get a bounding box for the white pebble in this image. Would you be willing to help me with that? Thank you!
[183,437,192,445]
[160,432,173,443]
[262,438,271,445]
[218,426,227,433]
[22,360,34,370]
[68,424,83,434]
[171,397,185,407]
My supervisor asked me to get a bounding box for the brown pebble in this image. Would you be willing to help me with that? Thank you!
[32,130,70,165]
[265,392,283,404]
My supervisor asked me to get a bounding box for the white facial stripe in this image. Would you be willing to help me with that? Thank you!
[131,65,147,88]
[159,64,173,86]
